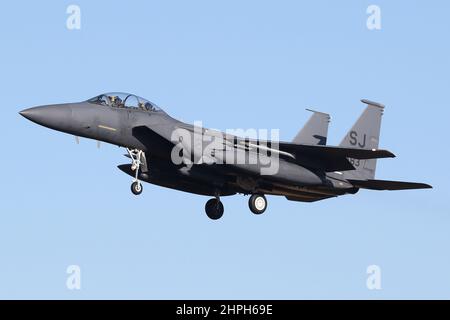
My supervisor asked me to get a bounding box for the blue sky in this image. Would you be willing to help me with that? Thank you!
[0,1,448,299]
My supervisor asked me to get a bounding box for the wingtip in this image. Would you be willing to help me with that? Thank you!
[373,149,396,158]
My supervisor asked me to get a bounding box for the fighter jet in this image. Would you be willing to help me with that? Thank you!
[19,93,431,219]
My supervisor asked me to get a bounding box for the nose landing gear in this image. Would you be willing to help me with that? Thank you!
[131,181,143,195]
[127,148,145,196]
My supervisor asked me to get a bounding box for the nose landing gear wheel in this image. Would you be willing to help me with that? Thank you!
[127,148,145,196]
[131,181,143,195]
[249,194,267,215]
[205,198,224,220]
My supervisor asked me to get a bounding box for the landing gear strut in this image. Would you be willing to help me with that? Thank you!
[205,194,224,220]
[127,148,144,195]
[249,194,267,215]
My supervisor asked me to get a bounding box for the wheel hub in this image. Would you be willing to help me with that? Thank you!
[255,197,266,211]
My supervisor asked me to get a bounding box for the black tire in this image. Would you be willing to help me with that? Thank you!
[249,194,267,215]
[131,181,143,195]
[205,198,224,220]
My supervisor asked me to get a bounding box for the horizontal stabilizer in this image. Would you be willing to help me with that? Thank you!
[280,143,395,160]
[293,145,394,159]
[278,143,395,172]
[348,179,432,190]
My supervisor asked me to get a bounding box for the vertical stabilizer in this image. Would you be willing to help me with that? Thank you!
[292,109,330,145]
[339,99,384,180]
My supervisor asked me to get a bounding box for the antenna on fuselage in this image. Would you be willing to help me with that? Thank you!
[74,135,101,149]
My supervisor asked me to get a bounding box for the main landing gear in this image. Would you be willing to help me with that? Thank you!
[204,193,268,220]
[127,148,144,195]
[205,195,224,220]
[248,194,267,215]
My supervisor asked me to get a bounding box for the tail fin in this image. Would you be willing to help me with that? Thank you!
[292,109,330,145]
[339,99,384,180]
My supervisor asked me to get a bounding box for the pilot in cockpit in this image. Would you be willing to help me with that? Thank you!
[144,102,154,111]
[109,96,123,108]
[138,102,148,111]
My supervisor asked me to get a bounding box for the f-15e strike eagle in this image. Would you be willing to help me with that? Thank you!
[20,93,431,220]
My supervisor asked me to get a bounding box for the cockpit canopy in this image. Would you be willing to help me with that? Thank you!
[87,92,162,112]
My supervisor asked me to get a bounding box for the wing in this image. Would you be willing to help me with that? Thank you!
[132,124,395,172]
[131,125,176,159]
[220,139,394,172]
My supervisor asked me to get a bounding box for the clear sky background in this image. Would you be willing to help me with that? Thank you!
[0,1,448,299]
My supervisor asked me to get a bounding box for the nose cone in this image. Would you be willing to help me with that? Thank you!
[19,107,46,122]
[19,104,72,132]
